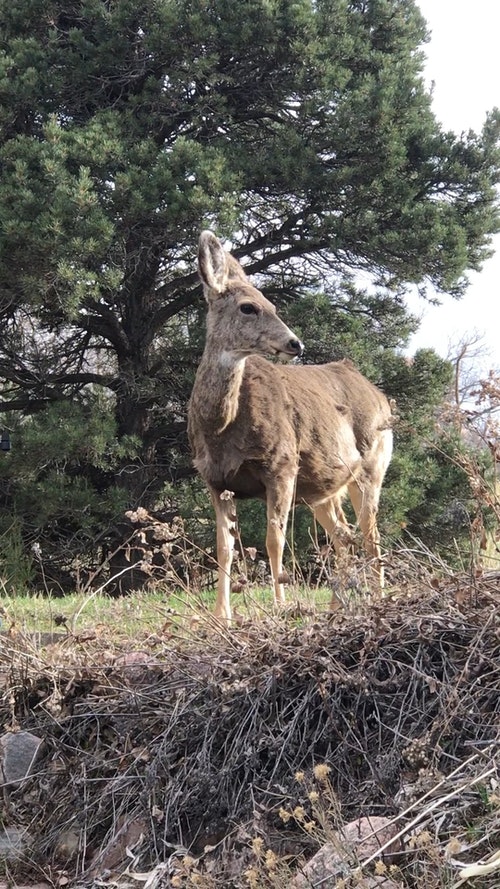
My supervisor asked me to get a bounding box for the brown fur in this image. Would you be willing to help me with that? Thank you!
[188,232,393,621]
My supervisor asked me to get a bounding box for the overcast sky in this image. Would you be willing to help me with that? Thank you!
[406,0,500,371]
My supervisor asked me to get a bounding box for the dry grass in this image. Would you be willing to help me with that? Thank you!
[0,560,498,887]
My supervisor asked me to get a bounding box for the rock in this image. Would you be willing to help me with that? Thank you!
[342,815,402,861]
[0,826,33,860]
[88,816,148,876]
[292,843,348,886]
[291,816,402,888]
[54,829,81,862]
[0,730,44,788]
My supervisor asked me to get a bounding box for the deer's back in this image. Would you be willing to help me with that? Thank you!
[189,357,392,502]
[289,359,391,450]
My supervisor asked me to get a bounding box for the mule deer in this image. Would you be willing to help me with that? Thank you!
[188,231,393,621]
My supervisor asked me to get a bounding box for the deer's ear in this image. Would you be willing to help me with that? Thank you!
[198,231,228,297]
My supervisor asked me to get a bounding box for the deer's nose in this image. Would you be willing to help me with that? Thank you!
[289,338,304,356]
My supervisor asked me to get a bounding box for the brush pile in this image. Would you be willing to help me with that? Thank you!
[0,580,498,887]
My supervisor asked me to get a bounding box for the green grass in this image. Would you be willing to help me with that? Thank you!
[0,583,335,642]
[0,588,173,638]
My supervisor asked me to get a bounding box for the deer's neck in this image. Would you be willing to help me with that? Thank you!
[193,349,246,434]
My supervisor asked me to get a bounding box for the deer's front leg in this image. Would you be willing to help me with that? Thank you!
[211,489,237,622]
[266,477,295,606]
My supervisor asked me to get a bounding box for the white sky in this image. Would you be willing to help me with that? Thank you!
[406,0,500,371]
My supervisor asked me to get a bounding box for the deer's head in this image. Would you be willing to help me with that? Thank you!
[198,231,304,361]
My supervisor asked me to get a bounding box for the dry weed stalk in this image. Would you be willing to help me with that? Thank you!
[439,367,500,572]
[0,583,498,886]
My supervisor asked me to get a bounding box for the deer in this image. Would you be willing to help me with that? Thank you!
[188,231,394,622]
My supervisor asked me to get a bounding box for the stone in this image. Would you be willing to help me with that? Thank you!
[88,816,148,876]
[0,826,33,860]
[0,730,44,788]
[342,815,402,861]
[291,816,403,888]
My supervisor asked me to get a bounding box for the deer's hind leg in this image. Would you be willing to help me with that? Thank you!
[347,477,383,587]
[347,430,392,590]
[313,491,354,559]
[313,492,356,607]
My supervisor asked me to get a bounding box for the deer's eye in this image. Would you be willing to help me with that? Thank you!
[239,303,259,315]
